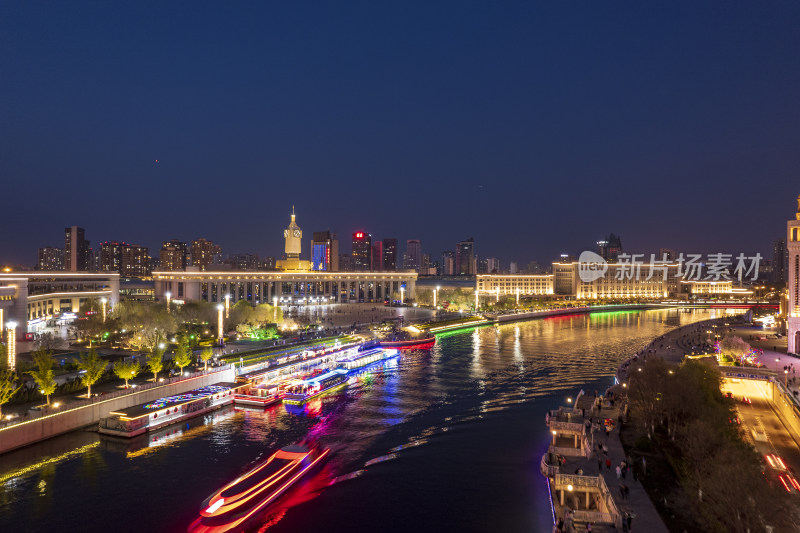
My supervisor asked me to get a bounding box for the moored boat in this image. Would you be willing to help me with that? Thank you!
[188,442,329,533]
[281,368,349,405]
[379,336,436,349]
[99,383,242,438]
[336,347,399,370]
[233,384,281,407]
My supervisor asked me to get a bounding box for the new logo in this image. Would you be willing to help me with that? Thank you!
[578,251,608,282]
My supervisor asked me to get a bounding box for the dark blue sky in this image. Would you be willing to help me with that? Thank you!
[2,2,799,267]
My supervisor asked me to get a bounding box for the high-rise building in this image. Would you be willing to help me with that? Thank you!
[486,257,500,274]
[160,239,188,271]
[100,241,125,272]
[37,247,64,271]
[509,262,518,274]
[598,234,623,261]
[404,240,421,271]
[64,226,90,271]
[441,251,455,275]
[773,239,788,283]
[121,244,150,278]
[456,238,475,276]
[525,261,543,274]
[785,195,800,353]
[311,231,339,271]
[371,241,384,271]
[191,239,221,271]
[658,248,677,262]
[352,232,372,271]
[382,239,397,271]
[261,256,276,270]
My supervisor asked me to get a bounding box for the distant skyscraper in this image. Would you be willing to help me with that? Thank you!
[160,239,188,271]
[352,232,372,271]
[509,262,518,274]
[191,239,221,271]
[261,256,276,270]
[382,238,397,271]
[456,238,475,276]
[773,239,788,283]
[37,246,64,271]
[441,251,455,276]
[371,241,384,271]
[658,248,677,262]
[598,234,623,261]
[311,231,339,271]
[121,244,150,278]
[339,253,352,272]
[227,254,259,270]
[64,226,90,271]
[486,257,500,274]
[405,240,421,271]
[525,261,543,274]
[786,195,800,353]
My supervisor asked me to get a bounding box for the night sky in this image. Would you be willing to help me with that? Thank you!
[2,2,799,267]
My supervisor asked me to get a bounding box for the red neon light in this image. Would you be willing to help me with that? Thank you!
[355,232,364,239]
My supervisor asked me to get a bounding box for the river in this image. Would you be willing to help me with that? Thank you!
[0,308,729,533]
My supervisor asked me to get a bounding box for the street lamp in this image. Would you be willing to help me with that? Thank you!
[400,287,405,305]
[5,321,16,371]
[225,294,231,319]
[165,291,171,313]
[776,357,780,372]
[475,289,479,311]
[100,297,107,323]
[495,286,500,303]
[434,286,439,308]
[515,287,520,307]
[785,369,789,388]
[217,304,224,347]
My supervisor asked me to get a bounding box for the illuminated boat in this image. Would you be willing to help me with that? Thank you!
[281,368,349,405]
[234,384,281,407]
[379,336,435,349]
[98,383,242,438]
[336,347,399,370]
[188,443,330,533]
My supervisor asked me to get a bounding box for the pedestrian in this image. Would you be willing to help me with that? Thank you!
[606,458,611,470]
[616,465,621,479]
[624,485,630,499]
[642,457,646,476]
[598,458,603,471]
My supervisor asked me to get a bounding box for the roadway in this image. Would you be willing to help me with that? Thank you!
[722,378,800,494]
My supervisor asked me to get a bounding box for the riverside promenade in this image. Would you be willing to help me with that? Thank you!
[546,317,735,533]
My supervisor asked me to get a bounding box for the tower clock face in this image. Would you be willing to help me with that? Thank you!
[293,229,302,238]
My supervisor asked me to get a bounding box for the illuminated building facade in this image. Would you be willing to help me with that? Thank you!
[476,274,554,296]
[153,270,417,305]
[160,239,188,271]
[787,196,800,353]
[120,244,150,278]
[0,272,120,325]
[404,239,421,271]
[311,231,339,272]
[371,241,383,271]
[190,238,221,271]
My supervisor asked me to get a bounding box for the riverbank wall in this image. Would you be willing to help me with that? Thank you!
[0,366,235,455]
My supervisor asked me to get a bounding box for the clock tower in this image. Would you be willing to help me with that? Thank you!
[283,206,302,260]
[276,206,312,272]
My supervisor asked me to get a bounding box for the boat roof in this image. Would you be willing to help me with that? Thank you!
[302,368,348,385]
[337,347,385,363]
[110,382,240,420]
[281,444,309,454]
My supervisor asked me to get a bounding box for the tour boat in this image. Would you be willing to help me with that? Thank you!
[379,336,436,349]
[336,347,399,370]
[281,368,349,405]
[234,384,281,407]
[188,443,330,533]
[98,383,242,438]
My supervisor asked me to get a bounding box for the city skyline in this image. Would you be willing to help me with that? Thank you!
[2,3,799,265]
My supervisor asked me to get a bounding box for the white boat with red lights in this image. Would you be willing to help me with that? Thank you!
[188,443,330,533]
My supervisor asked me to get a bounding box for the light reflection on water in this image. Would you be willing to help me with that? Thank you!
[0,309,731,533]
